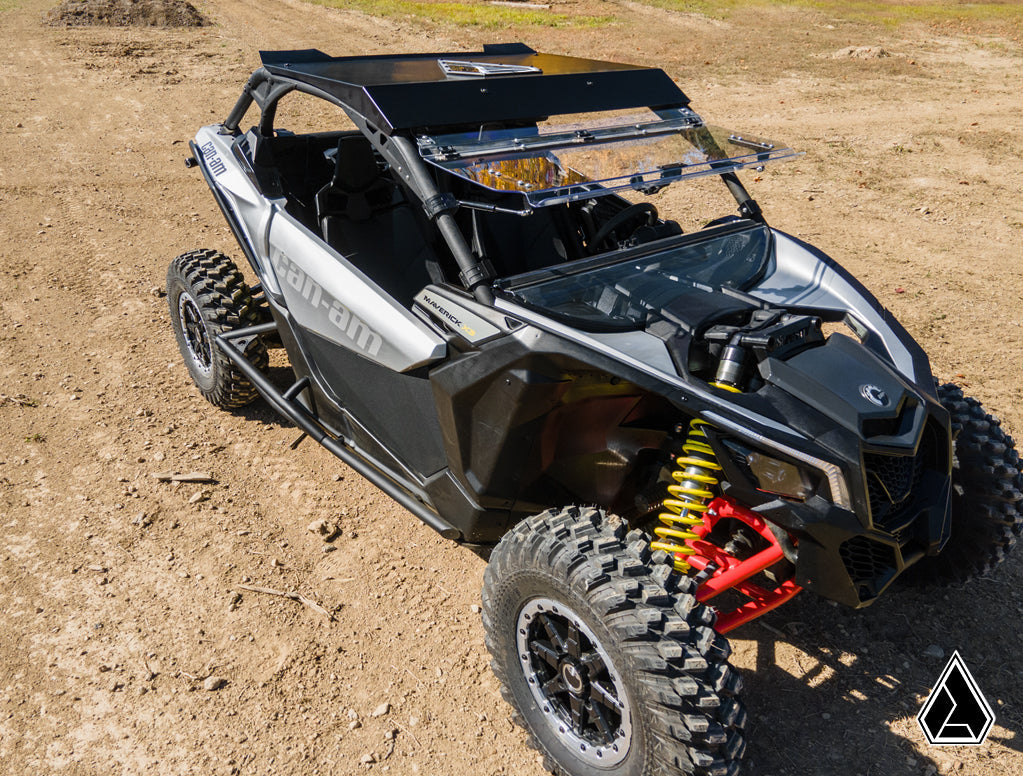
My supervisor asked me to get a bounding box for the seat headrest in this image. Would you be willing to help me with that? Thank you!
[333,136,379,192]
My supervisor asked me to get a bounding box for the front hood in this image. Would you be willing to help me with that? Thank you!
[759,332,924,449]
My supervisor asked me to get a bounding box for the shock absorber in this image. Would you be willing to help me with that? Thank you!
[651,419,723,573]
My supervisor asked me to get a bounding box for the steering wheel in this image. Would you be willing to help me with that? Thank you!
[588,202,658,254]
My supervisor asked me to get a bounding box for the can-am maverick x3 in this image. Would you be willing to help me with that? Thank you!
[169,44,1022,776]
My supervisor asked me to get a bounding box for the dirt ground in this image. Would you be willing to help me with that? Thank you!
[1,1,1022,774]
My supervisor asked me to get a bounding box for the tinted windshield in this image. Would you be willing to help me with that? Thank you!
[496,223,772,329]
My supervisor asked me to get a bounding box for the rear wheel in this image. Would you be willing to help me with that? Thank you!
[482,506,746,776]
[167,249,267,409]
[905,383,1023,584]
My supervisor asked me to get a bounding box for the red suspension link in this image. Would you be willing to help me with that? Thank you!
[682,497,802,634]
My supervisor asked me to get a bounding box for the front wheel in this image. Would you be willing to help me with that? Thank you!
[482,507,746,776]
[904,383,1023,585]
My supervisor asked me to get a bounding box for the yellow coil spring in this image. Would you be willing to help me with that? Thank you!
[650,419,722,572]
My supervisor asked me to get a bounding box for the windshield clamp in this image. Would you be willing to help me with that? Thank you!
[423,193,459,220]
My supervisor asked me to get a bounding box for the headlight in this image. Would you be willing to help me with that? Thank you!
[707,409,854,511]
[724,440,816,501]
[747,451,814,501]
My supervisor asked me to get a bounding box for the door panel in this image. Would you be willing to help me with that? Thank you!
[266,209,446,373]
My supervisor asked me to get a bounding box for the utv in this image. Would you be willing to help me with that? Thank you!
[168,45,1022,776]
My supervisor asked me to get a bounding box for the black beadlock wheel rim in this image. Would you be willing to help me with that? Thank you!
[178,291,213,377]
[516,597,632,767]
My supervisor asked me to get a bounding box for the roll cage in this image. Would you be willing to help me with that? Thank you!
[215,44,790,305]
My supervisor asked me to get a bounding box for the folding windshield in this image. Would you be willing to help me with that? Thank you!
[495,223,773,330]
[417,108,799,206]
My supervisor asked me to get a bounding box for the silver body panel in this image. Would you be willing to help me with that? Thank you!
[195,125,446,373]
[753,232,919,383]
[267,213,446,371]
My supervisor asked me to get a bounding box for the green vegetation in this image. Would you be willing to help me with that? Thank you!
[640,0,1023,29]
[307,0,612,28]
[24,433,45,443]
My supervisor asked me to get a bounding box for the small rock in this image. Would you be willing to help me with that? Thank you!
[347,708,360,721]
[349,719,362,730]
[203,676,227,691]
[188,491,208,504]
[360,753,375,765]
[924,645,945,660]
[150,287,166,298]
[384,730,395,740]
[372,702,390,718]
[308,519,329,535]
[470,604,481,614]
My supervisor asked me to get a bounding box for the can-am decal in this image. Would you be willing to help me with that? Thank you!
[272,251,382,357]
[199,141,227,177]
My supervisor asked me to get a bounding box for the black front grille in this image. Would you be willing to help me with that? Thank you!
[839,536,897,594]
[863,446,928,538]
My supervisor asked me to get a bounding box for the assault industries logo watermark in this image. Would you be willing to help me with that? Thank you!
[917,651,995,746]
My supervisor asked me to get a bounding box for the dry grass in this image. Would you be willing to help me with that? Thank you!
[640,0,1023,31]
[307,0,613,28]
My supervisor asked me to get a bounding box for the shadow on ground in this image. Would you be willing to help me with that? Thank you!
[734,553,1022,775]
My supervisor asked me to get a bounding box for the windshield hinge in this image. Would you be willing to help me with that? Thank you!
[739,198,763,222]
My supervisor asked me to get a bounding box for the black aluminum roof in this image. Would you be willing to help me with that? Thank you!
[258,45,689,134]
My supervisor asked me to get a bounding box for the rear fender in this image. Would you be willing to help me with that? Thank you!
[192,125,281,297]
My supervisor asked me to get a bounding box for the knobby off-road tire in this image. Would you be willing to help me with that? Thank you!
[906,383,1023,585]
[482,507,746,776]
[167,249,268,409]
